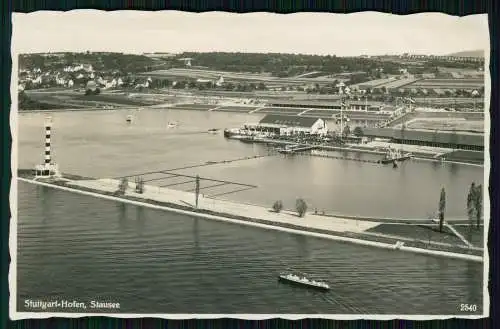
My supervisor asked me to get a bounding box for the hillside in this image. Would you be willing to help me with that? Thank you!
[447,50,484,58]
[19,51,482,82]
[19,52,175,74]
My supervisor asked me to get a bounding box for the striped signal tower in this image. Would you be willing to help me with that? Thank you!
[35,117,59,178]
[44,117,52,166]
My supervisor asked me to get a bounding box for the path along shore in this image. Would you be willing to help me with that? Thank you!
[17,176,483,263]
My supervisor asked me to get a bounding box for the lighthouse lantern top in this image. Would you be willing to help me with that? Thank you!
[44,116,53,127]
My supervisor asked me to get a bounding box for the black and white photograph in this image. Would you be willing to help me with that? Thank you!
[10,11,489,319]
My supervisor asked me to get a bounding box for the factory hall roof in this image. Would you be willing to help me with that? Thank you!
[362,127,484,147]
[269,99,385,107]
[258,114,321,128]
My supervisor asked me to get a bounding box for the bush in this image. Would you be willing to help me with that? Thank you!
[353,126,364,137]
[272,200,283,213]
[295,198,308,217]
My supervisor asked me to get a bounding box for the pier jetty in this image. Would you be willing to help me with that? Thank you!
[18,170,483,263]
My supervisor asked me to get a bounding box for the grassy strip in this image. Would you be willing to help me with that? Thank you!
[366,223,483,247]
[314,212,476,225]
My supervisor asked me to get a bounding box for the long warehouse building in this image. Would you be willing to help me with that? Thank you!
[362,127,484,151]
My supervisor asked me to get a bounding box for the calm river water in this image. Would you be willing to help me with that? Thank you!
[18,108,483,219]
[16,109,484,314]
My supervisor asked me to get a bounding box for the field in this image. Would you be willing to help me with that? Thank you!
[257,107,306,115]
[351,77,396,89]
[415,111,484,120]
[24,90,167,108]
[406,78,484,90]
[72,94,163,106]
[213,106,260,112]
[169,104,216,110]
[376,77,419,90]
[144,68,339,86]
[300,110,337,117]
[437,67,484,78]
[405,118,484,133]
[413,97,484,105]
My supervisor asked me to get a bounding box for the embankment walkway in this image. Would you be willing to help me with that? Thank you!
[69,178,381,235]
[17,176,483,263]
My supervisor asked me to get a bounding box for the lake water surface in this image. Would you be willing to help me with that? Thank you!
[16,109,484,315]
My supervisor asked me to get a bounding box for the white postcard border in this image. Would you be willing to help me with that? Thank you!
[8,10,491,321]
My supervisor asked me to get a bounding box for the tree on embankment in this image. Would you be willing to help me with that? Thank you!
[116,177,128,195]
[467,182,483,230]
[272,200,283,213]
[474,184,483,229]
[438,187,446,232]
[467,182,476,240]
[296,198,308,218]
[135,176,145,194]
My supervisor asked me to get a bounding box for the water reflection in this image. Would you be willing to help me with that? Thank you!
[135,206,146,236]
[437,257,450,271]
[294,234,309,259]
[117,203,128,231]
[449,162,459,176]
[193,217,200,252]
[39,186,51,225]
[466,260,480,307]
[37,186,53,241]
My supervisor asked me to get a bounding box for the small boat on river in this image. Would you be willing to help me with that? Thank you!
[224,128,245,138]
[278,272,330,291]
[277,144,301,154]
[378,148,412,164]
[208,128,220,134]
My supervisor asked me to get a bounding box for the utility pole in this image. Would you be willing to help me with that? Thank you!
[195,175,200,208]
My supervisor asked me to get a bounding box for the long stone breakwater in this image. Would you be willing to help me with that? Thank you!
[16,174,483,263]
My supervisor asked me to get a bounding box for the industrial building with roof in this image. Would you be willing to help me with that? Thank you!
[362,127,484,151]
[267,99,385,111]
[254,114,328,136]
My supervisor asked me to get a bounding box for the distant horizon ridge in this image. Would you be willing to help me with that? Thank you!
[24,50,485,58]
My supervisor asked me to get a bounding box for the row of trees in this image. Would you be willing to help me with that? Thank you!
[20,52,480,80]
[19,52,164,74]
[140,77,484,103]
[467,182,483,229]
[115,177,145,196]
[178,53,480,78]
[179,52,403,77]
[272,199,308,217]
[437,183,483,233]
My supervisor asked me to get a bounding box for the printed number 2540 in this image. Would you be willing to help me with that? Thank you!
[460,304,478,312]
